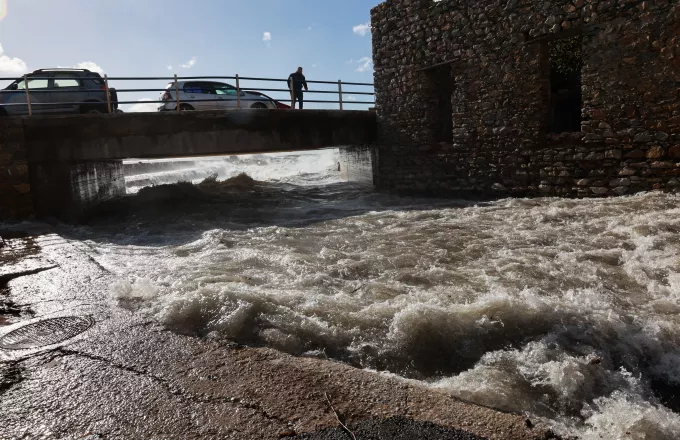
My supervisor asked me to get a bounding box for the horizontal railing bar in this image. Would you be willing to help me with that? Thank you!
[0,75,374,86]
[0,76,375,86]
[3,98,375,106]
[0,88,373,96]
[104,88,374,95]
[239,88,374,96]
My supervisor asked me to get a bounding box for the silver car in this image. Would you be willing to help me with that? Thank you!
[158,80,276,111]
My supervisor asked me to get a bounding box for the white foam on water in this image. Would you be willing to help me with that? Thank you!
[125,149,341,193]
[68,153,680,438]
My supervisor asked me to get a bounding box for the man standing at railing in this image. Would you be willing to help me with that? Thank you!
[288,67,308,110]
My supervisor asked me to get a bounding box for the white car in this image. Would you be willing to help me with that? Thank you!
[158,80,276,111]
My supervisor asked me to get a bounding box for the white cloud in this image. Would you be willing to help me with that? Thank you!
[167,65,173,71]
[57,62,105,74]
[308,26,312,30]
[73,61,104,74]
[126,98,158,113]
[0,43,29,77]
[263,32,272,41]
[355,57,373,73]
[180,57,197,69]
[346,95,357,101]
[352,22,371,36]
[345,59,354,64]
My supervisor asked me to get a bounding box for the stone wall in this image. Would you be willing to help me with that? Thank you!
[371,0,680,196]
[0,119,33,219]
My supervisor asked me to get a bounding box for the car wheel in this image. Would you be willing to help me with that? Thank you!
[179,104,195,111]
[250,103,267,109]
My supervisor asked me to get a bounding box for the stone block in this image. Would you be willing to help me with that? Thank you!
[646,146,666,158]
[591,187,610,195]
[624,149,646,158]
[651,161,675,169]
[609,178,631,187]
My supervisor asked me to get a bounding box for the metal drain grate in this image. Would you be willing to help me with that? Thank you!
[0,316,95,350]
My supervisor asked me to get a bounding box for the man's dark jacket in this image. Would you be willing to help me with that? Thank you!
[288,72,307,92]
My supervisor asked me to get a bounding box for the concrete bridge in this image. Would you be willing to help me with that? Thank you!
[0,110,376,221]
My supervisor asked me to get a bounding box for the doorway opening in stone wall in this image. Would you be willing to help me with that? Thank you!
[548,35,583,133]
[424,64,454,143]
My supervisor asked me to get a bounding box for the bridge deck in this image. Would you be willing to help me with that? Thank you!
[20,110,376,163]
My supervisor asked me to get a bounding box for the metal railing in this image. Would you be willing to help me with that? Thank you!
[0,73,375,116]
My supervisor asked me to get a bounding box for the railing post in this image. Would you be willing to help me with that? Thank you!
[235,73,241,109]
[24,74,33,116]
[289,76,295,109]
[338,80,343,111]
[174,74,181,112]
[104,74,112,114]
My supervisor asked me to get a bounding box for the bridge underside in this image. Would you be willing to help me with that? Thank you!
[0,110,376,221]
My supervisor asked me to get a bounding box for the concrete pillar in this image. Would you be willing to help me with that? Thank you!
[0,119,33,219]
[338,146,377,186]
[30,160,126,221]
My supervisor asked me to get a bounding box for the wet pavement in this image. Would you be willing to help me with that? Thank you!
[0,231,558,440]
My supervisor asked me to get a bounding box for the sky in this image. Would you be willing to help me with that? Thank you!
[0,0,381,111]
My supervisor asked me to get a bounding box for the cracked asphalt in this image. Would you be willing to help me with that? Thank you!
[0,232,559,440]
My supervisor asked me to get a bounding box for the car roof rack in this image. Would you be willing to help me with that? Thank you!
[32,68,91,73]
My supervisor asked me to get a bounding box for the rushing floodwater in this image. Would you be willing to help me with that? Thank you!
[33,150,680,438]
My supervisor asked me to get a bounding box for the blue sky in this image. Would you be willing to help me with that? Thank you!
[0,0,381,110]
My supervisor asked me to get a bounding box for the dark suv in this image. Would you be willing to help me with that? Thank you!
[0,68,118,116]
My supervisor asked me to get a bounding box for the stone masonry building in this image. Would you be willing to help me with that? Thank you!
[370,0,679,196]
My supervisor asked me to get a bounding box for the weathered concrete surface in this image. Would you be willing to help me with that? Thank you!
[339,146,376,186]
[22,110,377,163]
[30,160,126,221]
[0,232,557,440]
[0,119,32,219]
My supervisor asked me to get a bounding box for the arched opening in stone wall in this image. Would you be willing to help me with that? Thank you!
[548,35,583,133]
[423,64,454,143]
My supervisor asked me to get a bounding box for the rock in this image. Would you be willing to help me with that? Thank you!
[646,146,666,159]
[634,132,653,143]
[585,152,604,160]
[609,178,631,187]
[505,0,519,10]
[624,149,646,159]
[11,184,30,194]
[655,131,670,141]
[591,187,609,195]
[651,161,674,169]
